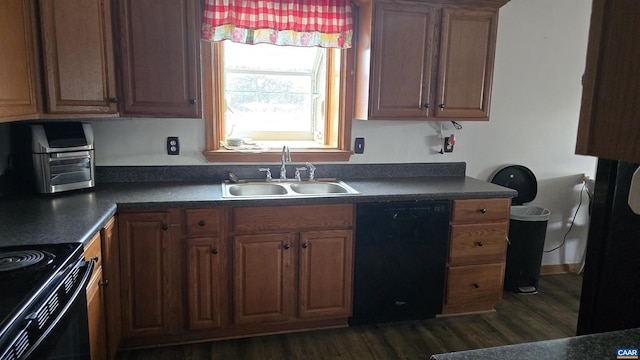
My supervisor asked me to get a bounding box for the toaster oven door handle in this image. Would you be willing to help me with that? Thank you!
[49,151,92,160]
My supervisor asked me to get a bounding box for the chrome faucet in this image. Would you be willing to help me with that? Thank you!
[305,162,316,181]
[280,145,291,180]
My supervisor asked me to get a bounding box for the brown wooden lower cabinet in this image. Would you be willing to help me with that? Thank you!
[85,233,107,360]
[86,266,108,360]
[442,198,510,315]
[100,217,121,360]
[298,230,353,319]
[118,211,182,341]
[233,233,295,325]
[115,205,354,351]
[186,236,227,330]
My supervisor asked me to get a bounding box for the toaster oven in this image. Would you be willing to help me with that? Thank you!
[31,123,95,194]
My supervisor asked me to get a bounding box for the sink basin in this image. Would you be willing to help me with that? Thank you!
[289,182,350,194]
[221,180,359,198]
[227,183,288,196]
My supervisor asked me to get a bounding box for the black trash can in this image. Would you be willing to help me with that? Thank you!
[503,205,550,294]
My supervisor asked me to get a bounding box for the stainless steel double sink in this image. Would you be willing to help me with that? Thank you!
[222,180,359,198]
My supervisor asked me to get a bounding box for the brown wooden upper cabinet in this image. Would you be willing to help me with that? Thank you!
[354,0,507,121]
[0,0,39,122]
[39,0,118,116]
[575,0,640,163]
[116,0,202,118]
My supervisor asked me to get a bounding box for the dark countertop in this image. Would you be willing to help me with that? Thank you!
[0,175,516,247]
[430,327,640,360]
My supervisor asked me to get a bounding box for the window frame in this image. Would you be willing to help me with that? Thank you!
[202,41,354,163]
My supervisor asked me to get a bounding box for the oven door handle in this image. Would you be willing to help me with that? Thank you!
[49,151,92,160]
[22,258,95,360]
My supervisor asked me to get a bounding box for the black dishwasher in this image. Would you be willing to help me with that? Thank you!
[350,200,450,325]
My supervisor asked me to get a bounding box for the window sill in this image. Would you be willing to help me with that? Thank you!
[203,149,353,163]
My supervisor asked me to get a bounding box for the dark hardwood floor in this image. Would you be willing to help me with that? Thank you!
[116,273,582,360]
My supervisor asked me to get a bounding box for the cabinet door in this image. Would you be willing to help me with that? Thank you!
[118,212,173,338]
[101,217,121,360]
[368,2,437,120]
[87,267,108,360]
[39,0,117,115]
[0,0,38,121]
[117,0,201,118]
[436,8,498,120]
[299,230,353,319]
[575,0,640,163]
[233,233,295,325]
[187,236,226,330]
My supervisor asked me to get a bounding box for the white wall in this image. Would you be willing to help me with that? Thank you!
[85,0,596,267]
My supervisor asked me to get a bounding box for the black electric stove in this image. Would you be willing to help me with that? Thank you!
[0,242,89,359]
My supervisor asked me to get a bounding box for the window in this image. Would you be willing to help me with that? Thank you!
[203,41,354,162]
[224,42,325,144]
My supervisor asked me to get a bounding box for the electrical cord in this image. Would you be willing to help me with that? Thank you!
[544,182,586,253]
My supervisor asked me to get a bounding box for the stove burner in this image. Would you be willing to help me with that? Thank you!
[0,250,55,272]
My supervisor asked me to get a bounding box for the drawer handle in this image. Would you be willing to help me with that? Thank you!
[473,283,480,289]
[476,241,484,247]
[479,208,487,214]
[198,220,205,227]
[283,244,290,250]
[211,248,218,255]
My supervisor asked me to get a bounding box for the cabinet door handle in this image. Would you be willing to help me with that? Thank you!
[161,224,168,230]
[479,208,487,214]
[476,241,484,247]
[473,283,480,289]
[439,104,445,110]
[92,256,99,263]
[211,248,218,255]
[198,220,205,227]
[189,99,197,105]
[301,243,308,249]
[283,244,290,250]
[422,103,430,109]
[100,280,109,287]
[110,97,119,103]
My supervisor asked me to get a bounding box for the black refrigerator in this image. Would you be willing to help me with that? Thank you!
[577,159,640,335]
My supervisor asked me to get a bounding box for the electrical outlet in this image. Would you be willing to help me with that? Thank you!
[167,137,179,155]
[354,137,365,154]
[444,136,454,152]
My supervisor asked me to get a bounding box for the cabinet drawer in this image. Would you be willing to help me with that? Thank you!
[185,209,222,235]
[84,232,102,270]
[451,198,510,223]
[233,204,353,233]
[449,222,508,266]
[445,263,504,305]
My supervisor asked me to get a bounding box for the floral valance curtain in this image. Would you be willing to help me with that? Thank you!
[202,0,353,49]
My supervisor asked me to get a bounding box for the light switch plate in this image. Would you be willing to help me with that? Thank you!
[629,166,640,215]
[354,137,365,154]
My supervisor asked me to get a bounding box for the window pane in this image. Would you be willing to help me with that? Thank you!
[225,42,318,73]
[222,42,325,142]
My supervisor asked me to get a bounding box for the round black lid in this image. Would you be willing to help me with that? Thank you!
[489,165,537,205]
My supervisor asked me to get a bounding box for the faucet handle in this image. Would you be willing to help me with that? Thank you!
[305,162,316,181]
[258,167,272,181]
[295,167,307,182]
